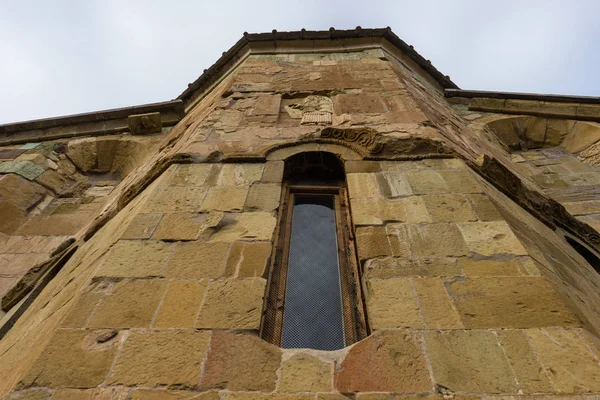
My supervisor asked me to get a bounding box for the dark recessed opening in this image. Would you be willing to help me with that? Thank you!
[565,236,600,274]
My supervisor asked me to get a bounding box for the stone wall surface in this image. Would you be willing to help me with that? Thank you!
[2,46,600,400]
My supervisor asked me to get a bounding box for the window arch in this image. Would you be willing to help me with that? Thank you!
[260,152,368,350]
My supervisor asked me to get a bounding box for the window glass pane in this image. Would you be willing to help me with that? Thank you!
[281,194,345,350]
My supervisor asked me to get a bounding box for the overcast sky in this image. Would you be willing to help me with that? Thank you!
[1,0,599,124]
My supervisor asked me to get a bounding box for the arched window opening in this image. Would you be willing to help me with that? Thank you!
[565,236,600,274]
[261,152,367,350]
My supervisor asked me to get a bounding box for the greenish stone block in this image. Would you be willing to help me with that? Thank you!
[0,161,45,180]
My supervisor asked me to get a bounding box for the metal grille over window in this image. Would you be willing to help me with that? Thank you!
[281,195,345,350]
[261,151,368,351]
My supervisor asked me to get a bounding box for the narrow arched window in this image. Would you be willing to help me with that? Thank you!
[261,152,367,350]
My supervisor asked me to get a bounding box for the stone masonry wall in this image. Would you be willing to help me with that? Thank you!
[3,48,600,399]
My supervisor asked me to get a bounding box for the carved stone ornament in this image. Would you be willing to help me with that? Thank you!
[476,154,600,251]
[319,127,384,154]
[128,112,163,135]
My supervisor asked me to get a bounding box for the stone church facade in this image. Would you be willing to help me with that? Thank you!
[1,27,600,399]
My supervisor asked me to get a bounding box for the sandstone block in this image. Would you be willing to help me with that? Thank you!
[458,221,528,256]
[399,223,469,257]
[165,241,229,279]
[66,137,97,171]
[424,330,517,393]
[196,278,265,329]
[154,280,208,328]
[447,277,580,328]
[0,173,45,210]
[224,393,312,400]
[88,279,167,328]
[496,330,553,393]
[50,388,123,400]
[527,328,600,393]
[564,200,600,216]
[209,212,276,242]
[0,201,27,234]
[201,331,281,391]
[130,390,219,400]
[201,186,249,212]
[405,170,449,194]
[345,160,381,173]
[142,186,207,213]
[334,93,387,114]
[60,283,107,328]
[466,193,502,221]
[423,194,477,222]
[245,183,281,211]
[0,160,46,180]
[36,170,69,194]
[0,253,47,276]
[168,164,216,186]
[413,277,462,329]
[355,226,393,261]
[365,257,461,278]
[16,213,90,236]
[365,278,425,329]
[261,161,284,183]
[121,213,163,239]
[439,170,482,193]
[459,258,523,276]
[19,329,120,388]
[352,197,430,225]
[335,330,431,392]
[107,330,210,387]
[96,240,173,278]
[8,389,52,399]
[152,213,204,241]
[278,353,332,392]
[379,172,413,197]
[225,241,272,277]
[347,173,381,199]
[217,164,264,186]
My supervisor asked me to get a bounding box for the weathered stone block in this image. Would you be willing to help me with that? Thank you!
[209,212,276,242]
[196,278,265,329]
[225,241,272,277]
[217,164,263,186]
[142,186,207,213]
[405,170,449,194]
[66,137,97,171]
[154,280,208,328]
[0,173,45,210]
[423,194,477,222]
[168,164,216,187]
[527,328,600,393]
[447,277,580,328]
[19,330,121,388]
[49,388,123,400]
[121,213,163,239]
[164,241,230,279]
[201,331,281,391]
[60,283,107,328]
[347,173,381,198]
[366,278,425,329]
[458,221,527,256]
[261,161,284,183]
[379,172,413,197]
[0,160,46,180]
[458,258,523,276]
[245,183,281,211]
[278,354,332,392]
[16,213,90,236]
[424,330,517,393]
[398,223,469,257]
[413,277,462,329]
[439,170,482,193]
[96,240,173,278]
[130,390,219,400]
[88,279,167,328]
[335,330,431,392]
[0,201,27,234]
[107,330,210,387]
[352,197,430,225]
[201,186,249,212]
[152,213,204,241]
[496,330,552,393]
[355,226,393,261]
[345,160,381,173]
[334,93,387,114]
[365,257,461,278]
[466,193,502,221]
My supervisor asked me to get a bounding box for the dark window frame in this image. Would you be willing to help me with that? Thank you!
[260,181,368,348]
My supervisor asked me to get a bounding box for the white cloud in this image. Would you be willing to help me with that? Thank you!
[0,0,598,123]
